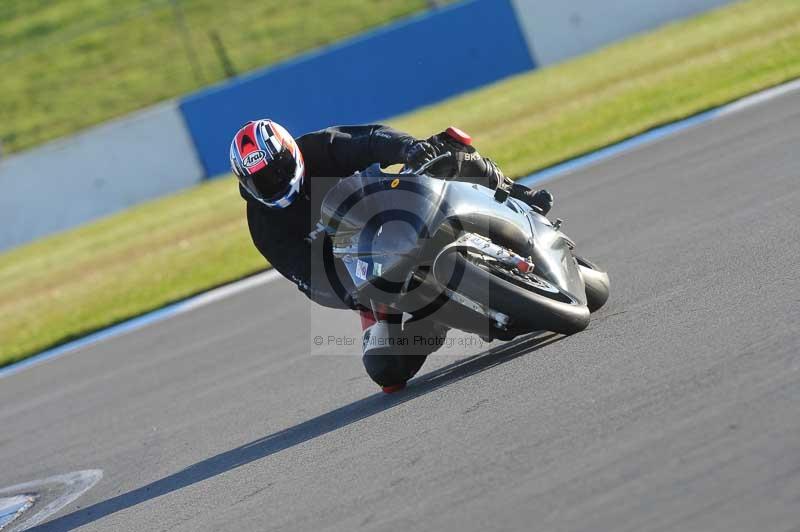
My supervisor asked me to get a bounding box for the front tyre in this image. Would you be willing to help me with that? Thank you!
[434,251,590,335]
[575,256,610,312]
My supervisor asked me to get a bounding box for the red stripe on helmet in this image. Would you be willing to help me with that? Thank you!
[235,122,271,176]
[247,123,261,152]
[235,122,255,155]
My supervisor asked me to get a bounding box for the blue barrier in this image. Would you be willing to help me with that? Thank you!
[179,0,535,177]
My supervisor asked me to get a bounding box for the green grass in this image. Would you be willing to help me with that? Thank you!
[0,0,435,153]
[2,0,800,367]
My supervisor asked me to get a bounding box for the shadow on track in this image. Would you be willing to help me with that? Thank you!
[30,332,562,531]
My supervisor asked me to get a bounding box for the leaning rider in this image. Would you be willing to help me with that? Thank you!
[229,121,553,392]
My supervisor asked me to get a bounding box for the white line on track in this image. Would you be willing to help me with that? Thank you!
[0,470,103,531]
[716,77,800,117]
[175,268,283,313]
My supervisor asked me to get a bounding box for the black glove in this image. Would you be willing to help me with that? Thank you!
[404,140,438,170]
[424,129,506,190]
[423,130,491,182]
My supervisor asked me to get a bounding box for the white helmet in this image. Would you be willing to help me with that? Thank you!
[229,119,305,208]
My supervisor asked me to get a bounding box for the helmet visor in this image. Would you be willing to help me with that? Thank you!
[243,149,298,201]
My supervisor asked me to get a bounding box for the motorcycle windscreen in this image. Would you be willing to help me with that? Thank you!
[529,214,587,305]
[319,166,447,294]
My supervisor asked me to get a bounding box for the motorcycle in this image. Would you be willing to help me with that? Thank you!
[315,153,610,341]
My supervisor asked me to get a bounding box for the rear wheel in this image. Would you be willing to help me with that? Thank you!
[434,251,590,335]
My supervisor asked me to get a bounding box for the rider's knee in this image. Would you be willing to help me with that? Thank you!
[362,351,424,387]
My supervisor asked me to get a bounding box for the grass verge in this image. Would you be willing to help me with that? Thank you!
[0,0,435,153]
[2,0,800,367]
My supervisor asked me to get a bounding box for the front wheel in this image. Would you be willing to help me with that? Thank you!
[433,251,590,335]
[575,256,610,312]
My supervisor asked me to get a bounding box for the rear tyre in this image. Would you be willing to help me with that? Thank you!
[434,251,590,335]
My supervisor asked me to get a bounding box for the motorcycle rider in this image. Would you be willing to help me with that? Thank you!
[229,120,553,392]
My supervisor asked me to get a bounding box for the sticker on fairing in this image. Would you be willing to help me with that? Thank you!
[356,260,369,280]
[373,262,382,277]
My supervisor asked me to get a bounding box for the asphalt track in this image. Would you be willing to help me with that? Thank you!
[3,90,800,532]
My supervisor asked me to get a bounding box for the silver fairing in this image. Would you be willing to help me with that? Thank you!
[319,165,585,305]
[526,212,587,305]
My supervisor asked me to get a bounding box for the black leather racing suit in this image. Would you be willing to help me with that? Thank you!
[243,124,513,309]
